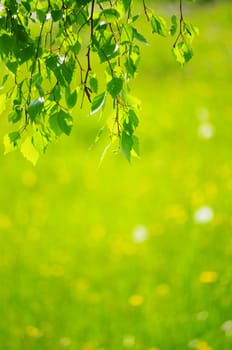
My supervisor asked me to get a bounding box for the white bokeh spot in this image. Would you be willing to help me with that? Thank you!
[194,206,214,224]
[132,226,148,243]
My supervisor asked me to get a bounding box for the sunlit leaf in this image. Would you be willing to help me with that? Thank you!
[90,92,106,115]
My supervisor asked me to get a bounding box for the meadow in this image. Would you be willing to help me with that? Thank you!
[0,1,232,349]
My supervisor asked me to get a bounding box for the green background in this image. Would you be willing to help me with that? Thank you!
[0,1,232,349]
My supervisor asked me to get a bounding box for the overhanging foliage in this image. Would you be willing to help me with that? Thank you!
[0,0,197,164]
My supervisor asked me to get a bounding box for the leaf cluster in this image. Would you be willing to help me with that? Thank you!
[0,0,197,164]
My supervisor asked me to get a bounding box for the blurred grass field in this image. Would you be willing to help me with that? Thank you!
[0,1,232,349]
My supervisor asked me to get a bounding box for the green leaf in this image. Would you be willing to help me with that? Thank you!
[173,41,193,66]
[61,58,75,85]
[32,130,48,154]
[122,0,132,12]
[21,137,39,165]
[0,33,15,55]
[170,15,177,36]
[8,110,22,124]
[123,109,139,135]
[28,98,44,122]
[132,135,140,156]
[65,88,78,109]
[70,39,81,55]
[51,10,63,22]
[3,131,20,154]
[89,76,98,94]
[49,113,62,137]
[90,92,106,115]
[107,77,123,99]
[0,74,9,90]
[150,15,167,37]
[100,8,120,22]
[121,131,133,162]
[49,110,73,136]
[6,61,18,74]
[132,28,148,45]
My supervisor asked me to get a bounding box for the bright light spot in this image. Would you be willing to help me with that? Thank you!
[132,225,148,243]
[46,12,51,20]
[200,271,218,284]
[221,320,232,337]
[58,55,65,65]
[194,206,214,224]
[99,21,107,26]
[196,310,209,321]
[198,123,215,139]
[114,43,119,53]
[60,337,72,347]
[123,335,135,348]
[128,294,144,307]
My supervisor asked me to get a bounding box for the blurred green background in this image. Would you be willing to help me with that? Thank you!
[0,1,232,349]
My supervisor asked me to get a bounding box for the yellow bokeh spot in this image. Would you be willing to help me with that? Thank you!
[204,182,218,199]
[90,224,105,242]
[155,284,170,297]
[22,170,37,187]
[165,204,187,224]
[0,213,12,229]
[196,341,213,350]
[190,192,205,206]
[200,271,218,284]
[88,293,101,304]
[39,264,64,277]
[25,325,42,338]
[148,347,160,350]
[74,278,89,294]
[226,179,232,191]
[128,294,144,307]
[112,239,137,256]
[82,343,95,350]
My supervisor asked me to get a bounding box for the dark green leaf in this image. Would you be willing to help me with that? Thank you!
[65,88,78,109]
[51,10,63,22]
[107,77,123,98]
[28,98,44,122]
[122,0,132,12]
[8,110,22,124]
[132,28,148,45]
[6,61,18,74]
[89,77,98,94]
[49,110,73,136]
[9,131,20,145]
